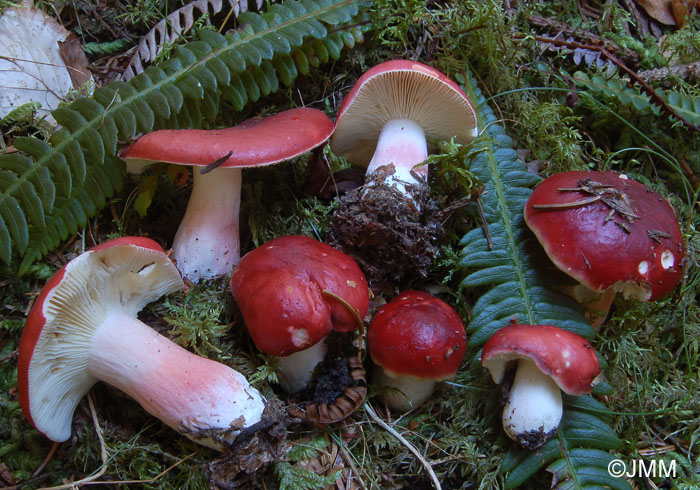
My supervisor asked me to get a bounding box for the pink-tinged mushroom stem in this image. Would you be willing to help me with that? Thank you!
[373,365,436,412]
[275,339,328,393]
[560,284,617,330]
[89,309,265,450]
[501,358,563,447]
[172,167,242,281]
[366,119,428,195]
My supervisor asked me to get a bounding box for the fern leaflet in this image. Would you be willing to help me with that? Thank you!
[455,72,630,490]
[0,0,368,270]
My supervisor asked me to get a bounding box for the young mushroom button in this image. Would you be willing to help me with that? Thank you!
[524,171,685,326]
[230,235,370,393]
[18,237,266,450]
[481,324,601,450]
[367,290,467,412]
[120,108,334,283]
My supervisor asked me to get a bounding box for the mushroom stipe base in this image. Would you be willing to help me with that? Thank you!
[329,166,443,285]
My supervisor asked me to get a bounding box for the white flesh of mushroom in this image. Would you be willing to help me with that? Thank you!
[373,365,436,412]
[501,358,562,445]
[274,339,328,393]
[172,167,242,282]
[364,118,428,197]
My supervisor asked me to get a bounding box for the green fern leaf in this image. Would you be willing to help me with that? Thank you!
[1,0,367,267]
[456,73,628,490]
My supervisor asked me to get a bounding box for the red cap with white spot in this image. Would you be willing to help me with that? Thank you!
[524,171,685,301]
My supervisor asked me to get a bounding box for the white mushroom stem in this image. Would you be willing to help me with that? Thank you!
[172,167,242,282]
[502,358,562,446]
[373,365,436,412]
[274,339,328,393]
[365,119,428,196]
[89,309,265,450]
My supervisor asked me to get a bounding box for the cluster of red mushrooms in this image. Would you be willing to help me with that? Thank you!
[17,60,686,463]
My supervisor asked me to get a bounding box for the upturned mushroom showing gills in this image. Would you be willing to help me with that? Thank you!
[230,235,370,393]
[328,60,477,284]
[18,237,265,450]
[120,108,334,283]
[524,171,686,327]
[481,324,601,449]
[331,60,477,199]
[367,291,467,412]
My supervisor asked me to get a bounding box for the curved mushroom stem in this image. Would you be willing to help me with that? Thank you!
[275,339,328,393]
[502,358,562,449]
[372,365,436,413]
[89,310,265,450]
[560,284,616,331]
[365,119,428,197]
[172,167,242,282]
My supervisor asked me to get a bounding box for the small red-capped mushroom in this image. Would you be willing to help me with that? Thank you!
[524,171,685,328]
[481,324,601,449]
[231,235,369,392]
[330,60,477,200]
[18,237,265,450]
[367,291,467,412]
[120,108,334,282]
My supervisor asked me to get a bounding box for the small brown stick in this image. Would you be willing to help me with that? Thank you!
[532,195,602,209]
[200,151,234,174]
[321,289,365,361]
[514,34,700,134]
[32,442,59,478]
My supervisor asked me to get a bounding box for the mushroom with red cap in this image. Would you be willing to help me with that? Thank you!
[524,171,686,327]
[330,60,477,199]
[120,108,334,282]
[481,323,601,449]
[230,235,370,393]
[367,290,467,412]
[18,237,265,450]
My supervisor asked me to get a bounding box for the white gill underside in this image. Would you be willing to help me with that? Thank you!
[28,245,183,442]
[332,70,478,168]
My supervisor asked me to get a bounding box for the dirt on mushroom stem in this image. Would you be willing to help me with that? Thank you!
[328,166,444,287]
[206,399,292,486]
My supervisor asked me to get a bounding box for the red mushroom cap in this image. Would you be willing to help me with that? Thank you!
[368,291,467,381]
[481,324,600,396]
[330,60,477,168]
[524,171,685,302]
[120,107,333,169]
[18,237,183,441]
[231,235,369,356]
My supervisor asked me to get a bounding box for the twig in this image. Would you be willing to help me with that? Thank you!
[32,442,59,478]
[526,15,640,65]
[364,403,441,490]
[514,34,700,134]
[38,393,108,490]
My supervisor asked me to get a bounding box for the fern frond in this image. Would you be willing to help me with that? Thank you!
[455,72,629,490]
[573,71,700,126]
[0,0,368,270]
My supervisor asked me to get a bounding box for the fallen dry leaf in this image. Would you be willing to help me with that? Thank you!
[635,0,677,25]
[0,0,92,122]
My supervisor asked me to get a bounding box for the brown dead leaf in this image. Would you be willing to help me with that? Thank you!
[58,33,92,88]
[0,0,92,122]
[635,0,677,25]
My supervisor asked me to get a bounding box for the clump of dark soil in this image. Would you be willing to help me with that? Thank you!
[328,167,444,286]
[207,399,292,488]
